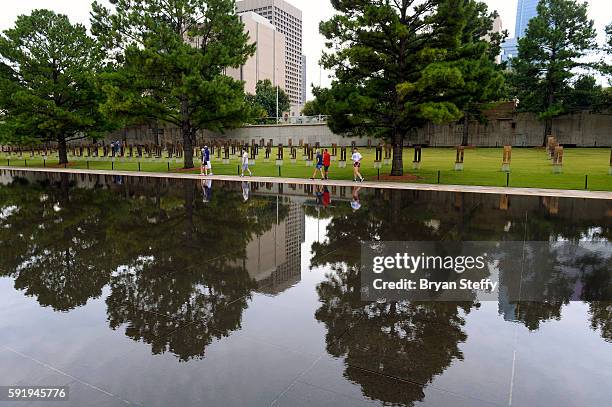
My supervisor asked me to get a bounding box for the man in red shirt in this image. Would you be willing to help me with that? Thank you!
[322,148,331,179]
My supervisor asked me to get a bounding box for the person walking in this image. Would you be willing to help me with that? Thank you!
[351,147,364,182]
[201,145,212,175]
[311,149,325,180]
[241,149,252,177]
[322,148,331,179]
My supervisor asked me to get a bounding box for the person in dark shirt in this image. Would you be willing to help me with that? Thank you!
[310,149,325,180]
[201,145,212,176]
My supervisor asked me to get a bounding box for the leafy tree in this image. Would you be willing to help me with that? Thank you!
[509,0,597,145]
[246,79,290,119]
[301,87,329,116]
[601,23,612,81]
[91,0,256,168]
[319,0,499,175]
[449,3,506,146]
[565,75,606,112]
[0,9,112,164]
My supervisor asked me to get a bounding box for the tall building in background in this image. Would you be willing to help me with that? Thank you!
[225,12,286,95]
[301,54,307,104]
[236,0,303,107]
[515,0,539,39]
[501,0,540,63]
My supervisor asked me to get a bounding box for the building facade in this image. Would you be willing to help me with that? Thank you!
[301,54,307,104]
[225,12,286,95]
[236,0,303,106]
[501,0,540,62]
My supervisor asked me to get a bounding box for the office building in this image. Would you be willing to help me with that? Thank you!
[236,0,303,106]
[301,54,307,104]
[501,0,540,62]
[225,11,286,95]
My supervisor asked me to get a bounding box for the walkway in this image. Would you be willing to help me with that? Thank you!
[1,166,611,200]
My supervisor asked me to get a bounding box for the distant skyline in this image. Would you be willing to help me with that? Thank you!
[0,0,609,99]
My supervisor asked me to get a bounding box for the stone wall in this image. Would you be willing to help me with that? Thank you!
[104,106,612,147]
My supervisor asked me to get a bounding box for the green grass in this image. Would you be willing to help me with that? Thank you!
[2,147,611,191]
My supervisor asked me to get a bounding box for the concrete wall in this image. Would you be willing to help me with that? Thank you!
[414,111,612,147]
[103,109,612,147]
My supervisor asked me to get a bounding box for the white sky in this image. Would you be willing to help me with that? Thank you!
[1,0,610,99]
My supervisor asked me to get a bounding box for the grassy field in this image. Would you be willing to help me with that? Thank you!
[2,147,611,191]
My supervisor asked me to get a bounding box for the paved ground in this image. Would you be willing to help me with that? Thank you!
[2,166,611,200]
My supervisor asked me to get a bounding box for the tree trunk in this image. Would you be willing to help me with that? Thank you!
[180,95,195,169]
[390,131,404,176]
[182,126,194,169]
[543,117,553,147]
[461,111,469,146]
[58,136,68,165]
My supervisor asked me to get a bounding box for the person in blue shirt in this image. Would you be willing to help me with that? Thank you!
[201,145,212,176]
[310,149,325,180]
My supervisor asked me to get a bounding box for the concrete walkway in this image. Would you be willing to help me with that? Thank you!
[2,166,611,200]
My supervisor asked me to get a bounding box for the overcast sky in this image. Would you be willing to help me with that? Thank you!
[1,0,610,99]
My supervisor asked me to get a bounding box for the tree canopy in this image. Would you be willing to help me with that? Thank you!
[508,0,597,145]
[319,0,504,175]
[246,79,290,121]
[0,9,112,164]
[91,0,256,168]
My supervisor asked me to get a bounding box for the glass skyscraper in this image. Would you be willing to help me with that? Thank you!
[515,0,540,38]
[502,0,540,62]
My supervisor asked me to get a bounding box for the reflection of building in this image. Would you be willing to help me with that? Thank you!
[242,201,305,294]
[501,0,539,63]
[225,12,287,96]
[236,0,303,107]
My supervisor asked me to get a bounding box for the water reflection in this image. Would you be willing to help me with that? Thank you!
[0,171,610,405]
[0,173,297,360]
[310,186,611,404]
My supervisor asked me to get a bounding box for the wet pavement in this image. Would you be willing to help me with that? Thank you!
[0,170,611,406]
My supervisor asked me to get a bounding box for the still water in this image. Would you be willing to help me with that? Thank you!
[0,170,610,407]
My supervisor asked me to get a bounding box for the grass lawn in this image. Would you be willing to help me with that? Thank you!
[2,147,611,192]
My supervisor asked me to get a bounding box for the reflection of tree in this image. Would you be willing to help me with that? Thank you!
[310,188,611,403]
[311,190,476,405]
[0,175,287,360]
[497,243,574,330]
[0,177,126,310]
[497,243,611,333]
[105,180,284,361]
[316,264,474,406]
[575,251,612,342]
[589,302,612,343]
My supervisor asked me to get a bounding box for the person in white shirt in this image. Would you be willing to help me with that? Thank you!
[241,149,252,177]
[351,147,364,182]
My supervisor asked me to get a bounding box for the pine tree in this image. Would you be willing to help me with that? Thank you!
[320,0,501,175]
[509,0,597,145]
[91,0,256,168]
[0,10,112,164]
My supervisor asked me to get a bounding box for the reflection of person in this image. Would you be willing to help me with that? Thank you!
[351,186,362,211]
[351,147,364,182]
[201,179,212,203]
[241,150,252,177]
[323,149,331,179]
[311,149,325,180]
[322,186,331,208]
[201,145,212,175]
[315,184,324,206]
[241,181,250,202]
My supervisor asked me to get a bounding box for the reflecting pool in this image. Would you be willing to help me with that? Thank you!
[0,170,610,407]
